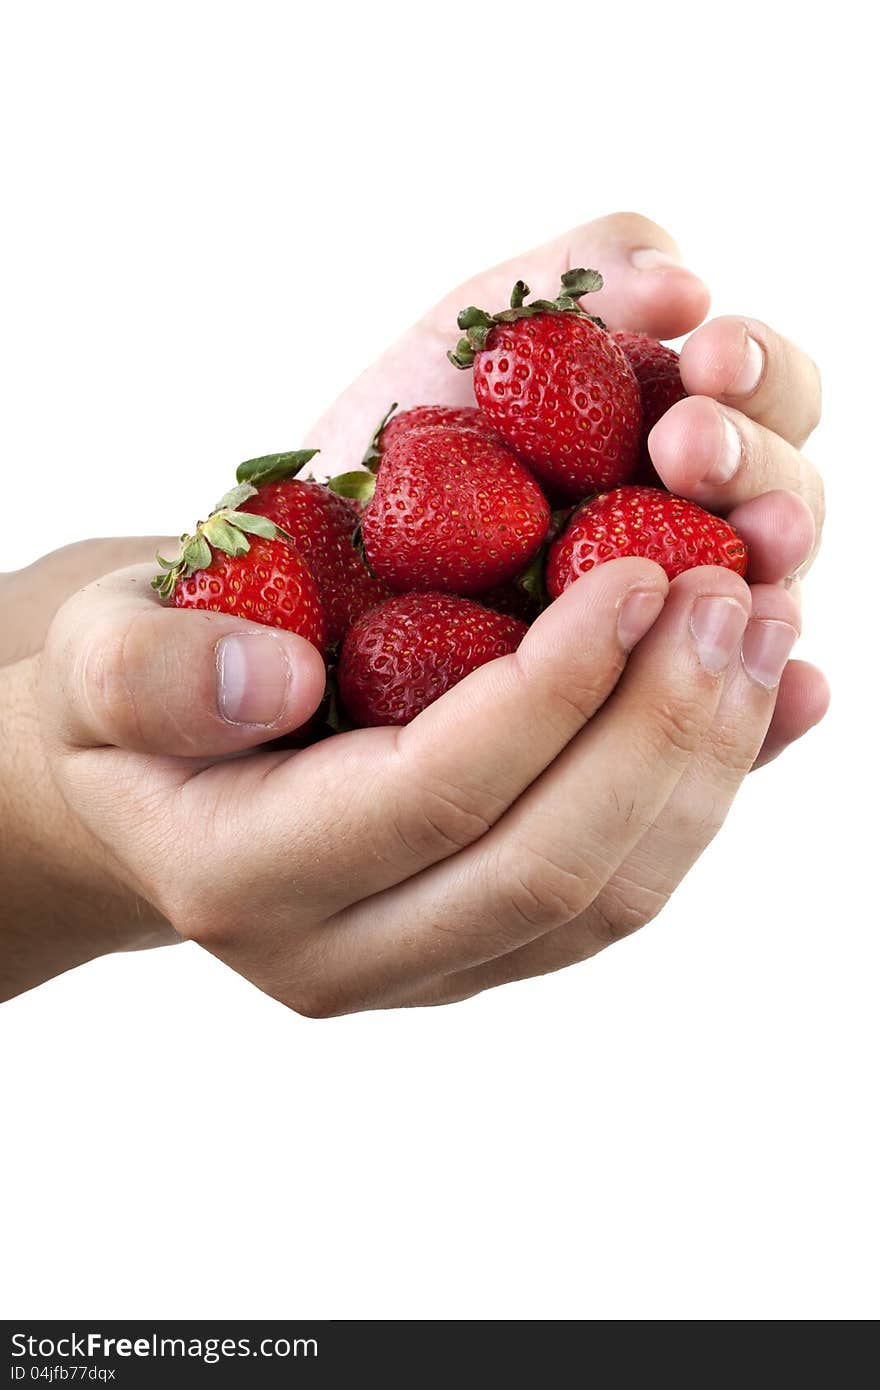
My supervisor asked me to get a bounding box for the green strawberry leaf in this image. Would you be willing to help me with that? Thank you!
[448,337,476,370]
[465,324,491,351]
[561,268,603,296]
[215,482,258,513]
[225,510,277,538]
[182,534,213,573]
[235,448,319,488]
[151,570,174,597]
[327,470,377,503]
[517,546,549,609]
[456,305,495,331]
[361,402,398,472]
[202,516,250,556]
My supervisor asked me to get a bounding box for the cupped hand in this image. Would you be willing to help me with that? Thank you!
[37,212,829,1014]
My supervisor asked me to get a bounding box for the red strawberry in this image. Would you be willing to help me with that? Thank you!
[546,485,747,594]
[153,483,326,651]
[335,425,551,596]
[378,404,503,455]
[449,269,641,503]
[338,592,527,726]
[232,449,389,646]
[612,331,686,484]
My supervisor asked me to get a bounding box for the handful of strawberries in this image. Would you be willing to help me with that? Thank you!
[155,269,747,731]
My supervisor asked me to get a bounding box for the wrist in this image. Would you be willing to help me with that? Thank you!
[0,656,176,1003]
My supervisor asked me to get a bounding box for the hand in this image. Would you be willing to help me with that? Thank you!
[27,212,828,1013]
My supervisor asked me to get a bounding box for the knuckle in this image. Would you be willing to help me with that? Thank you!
[498,842,597,935]
[78,610,154,747]
[287,983,347,1021]
[163,886,231,948]
[588,880,667,947]
[702,717,759,782]
[547,665,625,732]
[513,646,625,740]
[590,898,644,947]
[282,938,356,1019]
[639,690,708,771]
[394,774,498,861]
[158,868,250,952]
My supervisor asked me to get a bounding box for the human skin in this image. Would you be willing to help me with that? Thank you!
[1,213,829,1011]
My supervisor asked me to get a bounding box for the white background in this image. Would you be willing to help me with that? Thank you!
[1,0,876,1321]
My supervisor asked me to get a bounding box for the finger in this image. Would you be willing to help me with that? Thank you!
[41,564,327,757]
[428,583,799,1002]
[648,396,825,557]
[323,566,750,1008]
[753,660,830,769]
[678,316,822,448]
[725,492,816,585]
[306,212,710,476]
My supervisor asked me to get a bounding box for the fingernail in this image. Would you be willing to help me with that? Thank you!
[741,619,798,690]
[689,596,749,674]
[702,412,742,485]
[216,632,292,725]
[617,588,666,650]
[629,247,682,270]
[728,334,765,397]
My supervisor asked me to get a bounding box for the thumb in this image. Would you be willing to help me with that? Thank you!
[41,564,327,757]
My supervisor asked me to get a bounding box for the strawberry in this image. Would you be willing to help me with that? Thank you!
[338,592,528,726]
[332,425,551,596]
[376,403,503,456]
[449,269,641,503]
[153,481,327,650]
[546,485,747,594]
[232,449,389,646]
[612,331,686,484]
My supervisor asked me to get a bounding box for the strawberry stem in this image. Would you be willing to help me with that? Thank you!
[362,402,398,472]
